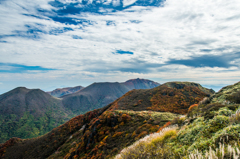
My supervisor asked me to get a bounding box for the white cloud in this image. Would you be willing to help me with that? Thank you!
[0,0,240,91]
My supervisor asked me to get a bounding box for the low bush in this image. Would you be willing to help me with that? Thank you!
[230,108,240,124]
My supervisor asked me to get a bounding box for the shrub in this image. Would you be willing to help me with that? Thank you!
[226,91,240,104]
[230,108,240,124]
[157,121,171,133]
[172,116,186,126]
[188,104,199,118]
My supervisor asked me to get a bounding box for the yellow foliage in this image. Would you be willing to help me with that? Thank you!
[119,122,124,126]
[114,125,119,130]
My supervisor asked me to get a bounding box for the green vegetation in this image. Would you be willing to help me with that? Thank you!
[0,111,71,143]
[0,87,75,143]
[115,82,240,159]
[210,81,240,104]
[115,105,240,158]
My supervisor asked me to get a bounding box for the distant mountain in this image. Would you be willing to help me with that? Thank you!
[62,78,160,114]
[47,86,84,97]
[0,81,212,159]
[0,87,75,143]
[124,78,160,89]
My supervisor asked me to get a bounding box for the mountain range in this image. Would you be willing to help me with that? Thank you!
[62,78,160,114]
[0,81,219,159]
[0,78,159,143]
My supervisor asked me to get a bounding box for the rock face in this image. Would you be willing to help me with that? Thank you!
[0,87,74,143]
[47,86,84,97]
[62,78,160,114]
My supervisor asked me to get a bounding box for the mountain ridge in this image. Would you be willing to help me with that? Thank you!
[0,81,214,159]
[61,78,160,114]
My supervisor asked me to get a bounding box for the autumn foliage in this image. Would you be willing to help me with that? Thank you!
[149,85,207,114]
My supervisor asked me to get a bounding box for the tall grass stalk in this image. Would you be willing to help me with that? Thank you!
[188,143,240,159]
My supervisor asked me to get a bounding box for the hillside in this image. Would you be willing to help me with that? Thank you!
[115,81,240,158]
[0,81,212,159]
[108,82,214,114]
[62,78,160,114]
[0,87,75,143]
[47,86,84,98]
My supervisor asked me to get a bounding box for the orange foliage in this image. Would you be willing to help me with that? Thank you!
[112,132,124,138]
[188,104,198,112]
[0,137,21,158]
[157,121,171,133]
[149,85,207,114]
[119,122,124,126]
[135,131,148,140]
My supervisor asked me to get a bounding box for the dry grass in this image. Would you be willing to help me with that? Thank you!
[114,125,178,159]
[189,143,240,159]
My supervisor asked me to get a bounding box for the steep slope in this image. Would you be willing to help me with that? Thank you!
[62,78,160,114]
[0,106,109,159]
[47,86,84,98]
[0,81,212,159]
[115,81,240,159]
[0,87,75,143]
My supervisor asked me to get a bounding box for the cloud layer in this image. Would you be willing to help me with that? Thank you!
[0,0,240,93]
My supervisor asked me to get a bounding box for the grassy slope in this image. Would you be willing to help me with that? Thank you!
[115,81,240,159]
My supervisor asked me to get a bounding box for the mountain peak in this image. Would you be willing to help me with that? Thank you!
[47,86,84,97]
[163,81,215,95]
[124,78,160,90]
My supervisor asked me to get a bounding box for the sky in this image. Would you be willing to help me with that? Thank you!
[0,0,240,94]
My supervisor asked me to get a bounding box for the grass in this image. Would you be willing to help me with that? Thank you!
[115,104,240,159]
[114,125,178,159]
[188,143,240,159]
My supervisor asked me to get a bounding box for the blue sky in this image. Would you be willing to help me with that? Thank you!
[0,0,240,94]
